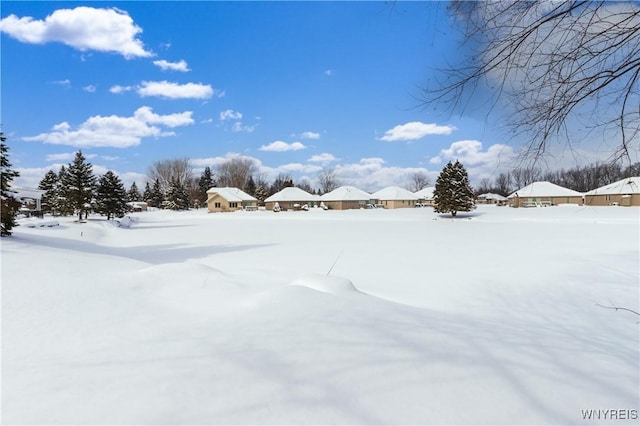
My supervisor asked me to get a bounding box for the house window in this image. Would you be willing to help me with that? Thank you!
[214,202,221,208]
[229,202,238,208]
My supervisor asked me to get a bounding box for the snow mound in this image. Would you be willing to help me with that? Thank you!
[289,273,362,296]
[135,263,248,315]
[116,215,136,228]
[20,218,60,228]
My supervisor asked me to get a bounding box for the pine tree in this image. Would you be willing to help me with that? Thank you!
[142,182,153,204]
[254,184,268,205]
[433,160,476,217]
[38,170,59,214]
[150,178,164,208]
[60,151,97,221]
[96,171,128,220]
[1,133,20,236]
[198,166,215,205]
[55,166,75,216]
[164,177,189,210]
[127,182,142,202]
[243,175,257,196]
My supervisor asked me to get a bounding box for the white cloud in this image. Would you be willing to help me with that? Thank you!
[0,7,152,58]
[432,140,516,184]
[46,152,96,162]
[52,79,71,88]
[308,153,338,165]
[137,80,214,99]
[83,84,96,93]
[300,131,321,140]
[23,106,194,148]
[259,141,307,152]
[231,122,257,133]
[278,163,323,174]
[429,156,442,165]
[379,121,455,142]
[153,59,190,72]
[219,109,243,121]
[110,85,133,94]
[334,157,437,192]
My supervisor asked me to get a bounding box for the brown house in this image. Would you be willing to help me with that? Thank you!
[371,186,419,209]
[507,181,584,207]
[206,187,258,213]
[264,187,320,211]
[320,186,372,210]
[584,177,640,206]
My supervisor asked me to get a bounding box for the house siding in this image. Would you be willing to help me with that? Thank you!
[584,194,640,206]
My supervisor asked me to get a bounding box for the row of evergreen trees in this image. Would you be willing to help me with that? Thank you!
[38,152,196,218]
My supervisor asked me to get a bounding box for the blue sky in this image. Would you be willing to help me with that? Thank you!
[1,1,629,191]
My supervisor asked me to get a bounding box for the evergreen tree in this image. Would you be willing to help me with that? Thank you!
[60,151,97,221]
[150,178,164,208]
[127,182,142,202]
[38,169,59,214]
[95,171,128,220]
[1,133,20,236]
[55,166,75,216]
[254,184,268,205]
[163,177,190,210]
[198,166,215,205]
[243,175,257,196]
[433,160,476,217]
[142,182,153,204]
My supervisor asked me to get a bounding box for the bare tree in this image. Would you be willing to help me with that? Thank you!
[215,157,257,189]
[147,157,193,193]
[317,168,340,194]
[408,172,431,192]
[424,1,640,163]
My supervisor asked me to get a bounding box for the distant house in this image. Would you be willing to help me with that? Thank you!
[126,201,148,212]
[14,188,45,217]
[264,187,320,211]
[507,181,583,207]
[371,186,419,209]
[584,177,640,206]
[414,186,435,206]
[320,186,372,210]
[477,193,508,206]
[206,187,258,213]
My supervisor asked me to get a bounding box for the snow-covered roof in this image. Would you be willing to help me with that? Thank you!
[414,186,435,200]
[478,192,507,201]
[507,181,583,198]
[14,187,45,200]
[584,177,640,196]
[371,186,419,201]
[265,187,320,202]
[320,186,371,201]
[206,187,257,202]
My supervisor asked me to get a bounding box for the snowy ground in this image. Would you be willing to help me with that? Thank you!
[2,205,638,425]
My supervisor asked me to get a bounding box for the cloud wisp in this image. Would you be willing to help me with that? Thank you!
[379,121,455,142]
[259,141,307,152]
[153,59,191,72]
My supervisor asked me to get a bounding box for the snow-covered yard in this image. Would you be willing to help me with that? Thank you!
[2,205,638,424]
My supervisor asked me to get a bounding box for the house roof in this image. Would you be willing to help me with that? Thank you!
[478,192,507,201]
[14,187,45,200]
[264,187,320,203]
[507,181,583,198]
[206,187,257,202]
[320,186,371,201]
[371,186,419,201]
[585,177,640,196]
[414,186,435,199]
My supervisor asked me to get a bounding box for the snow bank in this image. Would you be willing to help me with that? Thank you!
[289,273,362,296]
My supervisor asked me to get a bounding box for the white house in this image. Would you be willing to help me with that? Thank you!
[584,177,640,206]
[264,187,320,211]
[507,181,583,207]
[414,186,435,206]
[371,186,420,209]
[320,186,372,210]
[206,187,258,212]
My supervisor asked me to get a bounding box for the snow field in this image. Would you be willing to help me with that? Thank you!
[1,205,638,424]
